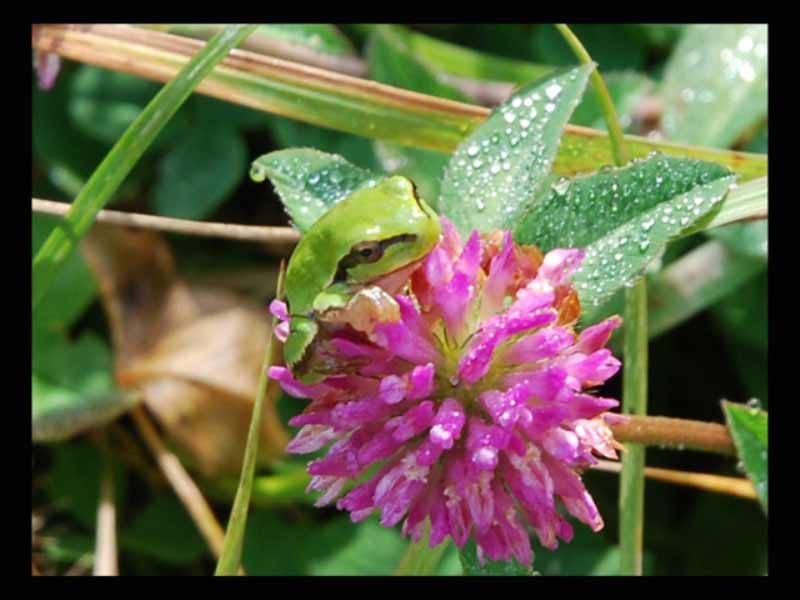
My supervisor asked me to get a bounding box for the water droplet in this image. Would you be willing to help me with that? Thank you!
[551,178,570,196]
[504,112,516,124]
[467,145,480,157]
[544,103,556,113]
[545,83,562,100]
[250,162,268,181]
[520,118,530,129]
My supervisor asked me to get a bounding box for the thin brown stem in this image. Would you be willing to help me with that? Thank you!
[591,460,757,501]
[131,406,245,574]
[611,415,737,456]
[33,198,300,244]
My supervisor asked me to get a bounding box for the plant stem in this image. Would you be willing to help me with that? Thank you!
[620,280,648,575]
[591,460,757,501]
[554,24,629,165]
[32,198,300,244]
[93,439,118,576]
[612,415,735,455]
[554,23,646,576]
[215,263,286,576]
[32,24,256,311]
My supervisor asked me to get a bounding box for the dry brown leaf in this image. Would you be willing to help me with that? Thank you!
[82,224,288,476]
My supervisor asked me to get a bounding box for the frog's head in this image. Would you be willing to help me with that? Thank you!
[330,176,441,284]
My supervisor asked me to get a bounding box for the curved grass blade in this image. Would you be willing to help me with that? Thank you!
[32,25,767,182]
[250,149,384,232]
[440,63,595,236]
[32,24,257,311]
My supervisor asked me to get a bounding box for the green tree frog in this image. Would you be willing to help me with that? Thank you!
[284,176,441,383]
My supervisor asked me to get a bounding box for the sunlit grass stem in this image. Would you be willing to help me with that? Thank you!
[215,263,286,576]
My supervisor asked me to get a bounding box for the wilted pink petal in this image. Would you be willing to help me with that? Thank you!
[286,424,336,454]
[276,217,623,566]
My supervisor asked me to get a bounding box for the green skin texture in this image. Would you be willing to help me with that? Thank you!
[284,176,441,380]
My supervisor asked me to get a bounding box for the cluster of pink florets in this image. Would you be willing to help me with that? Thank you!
[269,218,623,565]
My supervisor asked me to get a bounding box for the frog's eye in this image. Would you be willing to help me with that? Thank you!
[352,241,384,263]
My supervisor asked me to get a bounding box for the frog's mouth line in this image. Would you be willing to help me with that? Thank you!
[369,257,427,296]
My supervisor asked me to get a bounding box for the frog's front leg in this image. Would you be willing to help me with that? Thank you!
[285,284,401,383]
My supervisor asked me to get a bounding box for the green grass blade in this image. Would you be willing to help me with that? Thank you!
[215,265,285,576]
[32,25,767,182]
[32,25,256,311]
[619,280,648,575]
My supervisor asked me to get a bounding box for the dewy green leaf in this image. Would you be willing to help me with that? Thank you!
[152,124,247,219]
[659,24,767,149]
[515,154,736,309]
[250,149,384,232]
[515,154,731,251]
[722,402,768,513]
[439,63,595,237]
[458,538,534,576]
[573,177,734,309]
